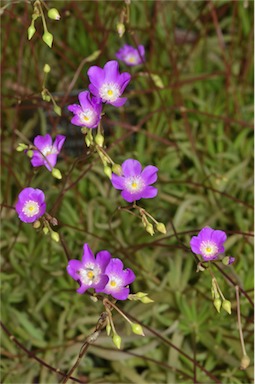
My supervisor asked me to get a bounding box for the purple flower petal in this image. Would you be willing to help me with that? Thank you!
[110,287,130,300]
[67,104,82,114]
[88,84,100,98]
[44,153,57,170]
[141,186,158,199]
[105,258,124,274]
[141,165,158,185]
[104,60,120,83]
[94,274,109,291]
[78,91,91,110]
[77,284,89,294]
[67,260,83,280]
[211,229,227,244]
[111,174,125,190]
[119,72,131,93]
[71,115,83,126]
[34,134,52,151]
[111,97,127,107]
[122,159,142,177]
[190,237,201,254]
[121,189,142,203]
[121,268,136,286]
[87,66,105,88]
[81,243,95,265]
[95,250,112,270]
[53,135,66,153]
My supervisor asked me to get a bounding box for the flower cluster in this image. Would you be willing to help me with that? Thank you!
[67,243,135,300]
[68,60,131,129]
[116,44,145,66]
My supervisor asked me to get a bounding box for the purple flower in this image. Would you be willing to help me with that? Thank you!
[101,258,136,300]
[16,187,46,223]
[111,159,158,203]
[87,60,131,107]
[67,243,111,294]
[31,134,66,171]
[67,91,102,129]
[116,44,145,66]
[190,227,227,261]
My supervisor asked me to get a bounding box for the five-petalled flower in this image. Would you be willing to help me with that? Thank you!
[111,159,158,203]
[31,134,66,171]
[16,187,46,223]
[190,227,227,261]
[87,60,131,107]
[67,244,111,294]
[116,44,145,66]
[67,91,102,129]
[101,258,136,300]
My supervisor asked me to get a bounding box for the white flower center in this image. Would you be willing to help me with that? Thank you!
[125,176,145,194]
[200,241,218,257]
[22,200,40,217]
[107,275,122,290]
[41,145,58,157]
[99,83,120,102]
[80,109,95,124]
[126,54,137,64]
[79,263,102,286]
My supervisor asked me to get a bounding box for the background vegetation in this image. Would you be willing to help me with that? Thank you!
[1,1,254,383]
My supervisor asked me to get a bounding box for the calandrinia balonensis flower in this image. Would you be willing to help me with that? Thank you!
[67,243,111,294]
[101,258,136,300]
[190,227,227,261]
[67,90,102,129]
[16,187,46,223]
[31,134,66,171]
[116,44,145,66]
[111,159,158,203]
[87,60,131,107]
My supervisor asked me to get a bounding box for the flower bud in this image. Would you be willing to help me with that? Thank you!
[33,220,41,229]
[116,22,125,37]
[42,31,53,48]
[28,24,36,40]
[156,222,166,234]
[222,300,231,314]
[95,133,104,147]
[26,150,34,158]
[51,231,60,242]
[136,292,147,298]
[141,296,154,304]
[131,323,145,336]
[112,163,122,176]
[222,256,235,265]
[48,8,61,20]
[240,354,250,370]
[53,105,61,116]
[43,64,51,73]
[85,135,91,147]
[52,168,62,180]
[16,143,28,152]
[112,333,121,349]
[106,323,111,336]
[213,298,222,313]
[104,165,112,179]
[145,223,154,236]
[43,227,49,235]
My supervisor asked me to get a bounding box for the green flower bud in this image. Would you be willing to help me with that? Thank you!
[106,323,111,336]
[43,227,49,235]
[141,296,154,304]
[51,231,60,242]
[85,136,91,147]
[28,24,36,40]
[104,165,112,179]
[112,333,121,349]
[213,298,222,313]
[42,31,53,48]
[26,150,34,158]
[117,22,125,37]
[48,8,61,20]
[53,105,61,116]
[136,292,147,298]
[43,64,51,73]
[156,222,166,234]
[112,163,122,176]
[95,133,104,147]
[146,223,154,236]
[33,220,41,229]
[240,354,250,370]
[222,300,231,314]
[16,143,28,152]
[131,323,145,336]
[52,168,62,180]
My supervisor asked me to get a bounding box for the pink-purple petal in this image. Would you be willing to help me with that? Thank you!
[141,186,158,199]
[53,135,66,152]
[67,260,83,280]
[141,165,158,185]
[110,97,127,107]
[78,91,91,110]
[111,287,130,300]
[95,250,112,270]
[82,243,95,265]
[94,274,109,291]
[121,268,136,286]
[87,66,105,88]
[68,104,82,114]
[119,72,131,93]
[88,83,100,98]
[103,60,120,83]
[105,258,124,275]
[111,174,125,190]
[71,115,83,126]
[34,134,52,151]
[122,159,142,177]
[121,189,141,203]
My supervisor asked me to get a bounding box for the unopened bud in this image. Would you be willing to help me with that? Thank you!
[26,150,34,158]
[90,295,98,303]
[28,24,36,40]
[240,354,250,370]
[16,143,28,152]
[52,168,62,180]
[112,164,122,176]
[42,31,53,48]
[43,64,51,73]
[48,8,61,20]
[213,298,222,313]
[117,22,125,37]
[33,220,41,229]
[222,256,235,265]
[53,105,61,116]
[145,223,154,236]
[51,231,60,242]
[43,227,49,235]
[95,133,104,147]
[85,135,92,147]
[222,300,231,314]
[136,292,147,298]
[131,323,145,336]
[112,333,121,349]
[104,165,112,179]
[141,296,154,304]
[156,222,166,234]
[106,323,111,336]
